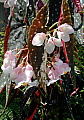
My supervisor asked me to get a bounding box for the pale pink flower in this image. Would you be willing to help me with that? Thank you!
[60,63,71,74]
[26,64,33,71]
[10,66,22,80]
[46,58,71,86]
[58,23,74,34]
[54,58,63,67]
[1,51,15,74]
[4,50,15,61]
[32,33,46,46]
[13,64,34,88]
[57,23,74,42]
[48,68,60,80]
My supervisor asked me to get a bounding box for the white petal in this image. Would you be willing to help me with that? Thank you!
[61,33,70,42]
[47,79,59,86]
[45,41,55,54]
[25,70,34,78]
[53,38,62,47]
[32,33,46,46]
[57,31,64,40]
[58,23,74,34]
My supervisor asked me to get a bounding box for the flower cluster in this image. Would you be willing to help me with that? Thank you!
[32,23,74,54]
[1,50,71,88]
[1,50,35,88]
[46,58,71,86]
[1,23,73,88]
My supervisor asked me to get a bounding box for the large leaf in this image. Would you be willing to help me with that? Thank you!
[4,16,12,53]
[28,4,48,77]
[59,0,76,88]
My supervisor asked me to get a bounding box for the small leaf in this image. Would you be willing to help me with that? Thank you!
[0,73,7,93]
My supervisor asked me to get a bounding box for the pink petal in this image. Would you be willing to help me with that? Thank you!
[25,70,34,78]
[48,69,56,80]
[4,50,15,61]
[16,72,26,82]
[45,40,55,54]
[54,58,63,67]
[10,71,18,80]
[14,66,22,73]
[26,64,33,70]
[60,63,71,73]
[32,33,46,46]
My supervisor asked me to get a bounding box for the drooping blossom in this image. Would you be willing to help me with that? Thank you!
[32,33,62,54]
[45,38,55,54]
[32,33,46,46]
[57,23,74,42]
[10,63,34,88]
[1,50,15,74]
[45,37,62,54]
[46,58,71,86]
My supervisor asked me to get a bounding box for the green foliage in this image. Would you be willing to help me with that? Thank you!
[74,40,84,78]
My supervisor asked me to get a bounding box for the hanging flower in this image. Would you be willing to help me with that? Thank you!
[57,23,74,42]
[10,63,34,88]
[45,37,62,54]
[1,50,15,74]
[46,58,71,86]
[45,38,55,54]
[58,23,74,34]
[32,33,46,46]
